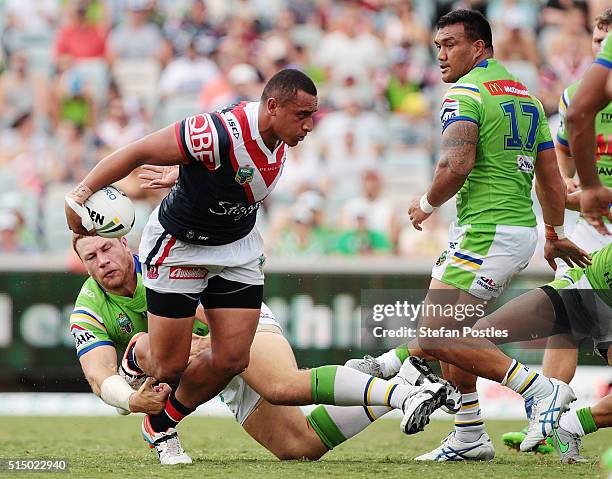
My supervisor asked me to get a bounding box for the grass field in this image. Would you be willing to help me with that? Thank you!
[1,417,610,478]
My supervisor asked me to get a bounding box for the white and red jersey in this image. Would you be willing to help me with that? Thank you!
[158,101,287,245]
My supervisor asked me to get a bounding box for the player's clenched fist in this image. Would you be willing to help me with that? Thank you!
[128,377,171,415]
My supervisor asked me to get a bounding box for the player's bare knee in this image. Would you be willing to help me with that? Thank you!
[211,353,250,377]
[418,336,449,360]
[152,363,186,383]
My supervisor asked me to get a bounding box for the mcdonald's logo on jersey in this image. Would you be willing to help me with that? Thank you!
[484,80,530,98]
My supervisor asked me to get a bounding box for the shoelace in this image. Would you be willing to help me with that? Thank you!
[161,435,184,457]
[362,356,382,376]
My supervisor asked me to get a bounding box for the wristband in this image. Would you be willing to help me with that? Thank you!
[70,183,94,204]
[100,375,134,413]
[545,224,566,241]
[65,195,95,231]
[419,194,436,214]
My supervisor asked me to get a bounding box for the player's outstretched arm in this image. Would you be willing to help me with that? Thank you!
[535,148,591,270]
[79,345,170,415]
[408,121,477,230]
[66,125,189,234]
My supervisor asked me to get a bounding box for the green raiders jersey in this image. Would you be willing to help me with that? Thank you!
[69,255,209,358]
[547,243,612,307]
[440,58,554,227]
[596,34,612,69]
[557,82,612,186]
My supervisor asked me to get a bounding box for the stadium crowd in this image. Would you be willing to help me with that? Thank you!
[0,0,607,260]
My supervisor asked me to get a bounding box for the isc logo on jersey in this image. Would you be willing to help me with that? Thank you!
[440,98,459,125]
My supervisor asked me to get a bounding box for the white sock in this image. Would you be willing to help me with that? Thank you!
[313,365,420,410]
[502,359,553,400]
[559,410,586,437]
[454,391,485,442]
[312,375,408,447]
[377,349,403,377]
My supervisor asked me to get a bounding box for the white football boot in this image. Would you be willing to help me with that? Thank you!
[142,416,192,465]
[551,420,587,464]
[344,355,385,378]
[400,382,447,435]
[415,431,495,461]
[399,356,462,414]
[520,379,576,452]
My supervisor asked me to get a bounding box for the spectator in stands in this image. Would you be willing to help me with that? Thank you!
[317,96,385,199]
[540,0,589,30]
[538,4,591,113]
[163,0,220,57]
[106,0,168,65]
[340,170,399,250]
[384,48,431,118]
[0,210,26,253]
[333,204,392,256]
[158,40,219,99]
[2,0,59,58]
[487,0,539,33]
[383,0,431,53]
[96,97,147,153]
[274,144,325,201]
[314,4,385,88]
[543,5,591,83]
[51,121,96,183]
[0,112,55,196]
[54,0,107,64]
[494,11,540,67]
[0,52,37,128]
[199,62,261,112]
[270,205,332,257]
[50,62,96,129]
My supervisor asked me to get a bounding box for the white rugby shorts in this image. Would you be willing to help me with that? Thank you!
[139,207,265,294]
[431,222,538,301]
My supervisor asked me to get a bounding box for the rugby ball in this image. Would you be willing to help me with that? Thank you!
[84,186,135,238]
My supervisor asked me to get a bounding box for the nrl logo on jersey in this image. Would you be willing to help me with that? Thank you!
[235,166,254,185]
[117,313,133,335]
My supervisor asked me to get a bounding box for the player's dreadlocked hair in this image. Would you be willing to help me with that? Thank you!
[436,9,493,52]
[594,8,612,31]
[261,69,317,105]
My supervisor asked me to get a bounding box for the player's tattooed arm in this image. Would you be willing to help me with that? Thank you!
[427,121,478,207]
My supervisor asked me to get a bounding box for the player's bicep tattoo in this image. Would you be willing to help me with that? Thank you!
[440,121,479,177]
